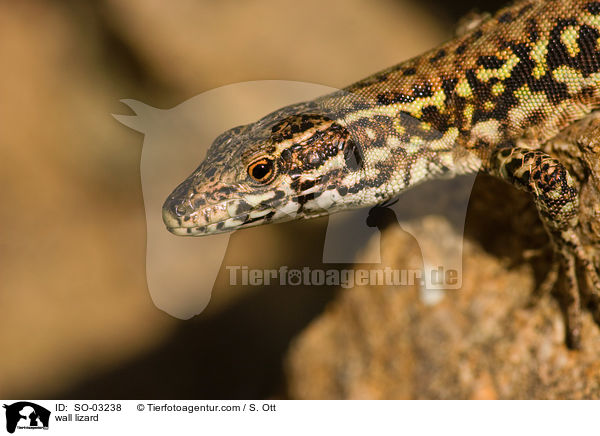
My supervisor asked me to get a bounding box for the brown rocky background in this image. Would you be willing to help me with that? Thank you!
[286,176,600,399]
[2,0,598,400]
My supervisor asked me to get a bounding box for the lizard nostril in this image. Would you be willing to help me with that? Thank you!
[174,204,187,217]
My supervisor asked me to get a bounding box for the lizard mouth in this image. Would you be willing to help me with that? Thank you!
[162,194,278,236]
[164,207,277,236]
[165,207,330,236]
[162,191,331,236]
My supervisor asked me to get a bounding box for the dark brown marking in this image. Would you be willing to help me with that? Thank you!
[477,55,505,69]
[585,1,600,14]
[498,11,513,23]
[376,91,415,105]
[412,83,433,98]
[430,49,447,63]
[527,18,539,42]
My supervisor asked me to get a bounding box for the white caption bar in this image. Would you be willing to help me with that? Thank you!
[0,400,596,435]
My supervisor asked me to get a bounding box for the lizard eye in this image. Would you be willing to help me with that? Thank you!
[248,158,275,183]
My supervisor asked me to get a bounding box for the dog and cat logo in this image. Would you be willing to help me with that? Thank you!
[3,402,50,433]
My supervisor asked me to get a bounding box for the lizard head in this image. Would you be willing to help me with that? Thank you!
[163,104,365,236]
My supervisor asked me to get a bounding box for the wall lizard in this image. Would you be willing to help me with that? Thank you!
[162,0,600,348]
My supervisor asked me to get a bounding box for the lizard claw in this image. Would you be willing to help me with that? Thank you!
[579,251,600,326]
[556,250,582,349]
[528,258,559,308]
[544,229,600,349]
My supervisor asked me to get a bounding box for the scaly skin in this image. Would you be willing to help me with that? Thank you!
[163,0,600,348]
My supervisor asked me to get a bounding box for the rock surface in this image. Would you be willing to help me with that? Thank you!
[285,177,600,399]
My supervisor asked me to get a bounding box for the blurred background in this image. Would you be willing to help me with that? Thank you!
[1,0,508,399]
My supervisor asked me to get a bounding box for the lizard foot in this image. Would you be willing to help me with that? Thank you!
[490,145,600,348]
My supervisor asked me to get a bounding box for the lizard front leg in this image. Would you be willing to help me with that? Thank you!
[488,146,600,349]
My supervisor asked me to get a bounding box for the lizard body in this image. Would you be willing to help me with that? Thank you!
[163,0,600,347]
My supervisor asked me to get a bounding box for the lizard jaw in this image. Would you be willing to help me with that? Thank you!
[162,188,337,236]
[164,210,274,236]
[162,191,307,236]
[163,196,267,236]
